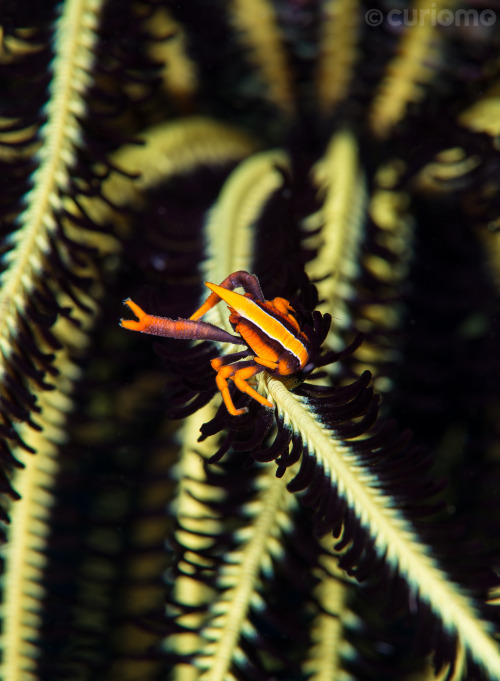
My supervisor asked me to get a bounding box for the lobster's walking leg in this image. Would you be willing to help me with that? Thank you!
[214,365,247,416]
[253,356,279,371]
[233,365,272,408]
[210,355,250,416]
[211,359,271,415]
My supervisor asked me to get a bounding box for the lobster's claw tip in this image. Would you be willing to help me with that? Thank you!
[120,298,148,331]
[120,318,145,332]
[122,298,146,319]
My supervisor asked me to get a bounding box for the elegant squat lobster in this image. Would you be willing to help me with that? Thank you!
[120,271,314,416]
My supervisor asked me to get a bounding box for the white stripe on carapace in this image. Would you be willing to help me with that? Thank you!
[205,282,309,367]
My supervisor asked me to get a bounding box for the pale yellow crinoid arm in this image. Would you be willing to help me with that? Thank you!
[369,0,457,138]
[261,372,500,681]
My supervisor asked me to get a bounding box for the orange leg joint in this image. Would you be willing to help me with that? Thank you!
[214,365,248,416]
[233,365,273,408]
[211,360,272,415]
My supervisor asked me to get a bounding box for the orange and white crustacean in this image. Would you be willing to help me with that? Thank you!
[120,271,313,416]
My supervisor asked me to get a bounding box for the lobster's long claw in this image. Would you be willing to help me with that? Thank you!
[120,298,149,332]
